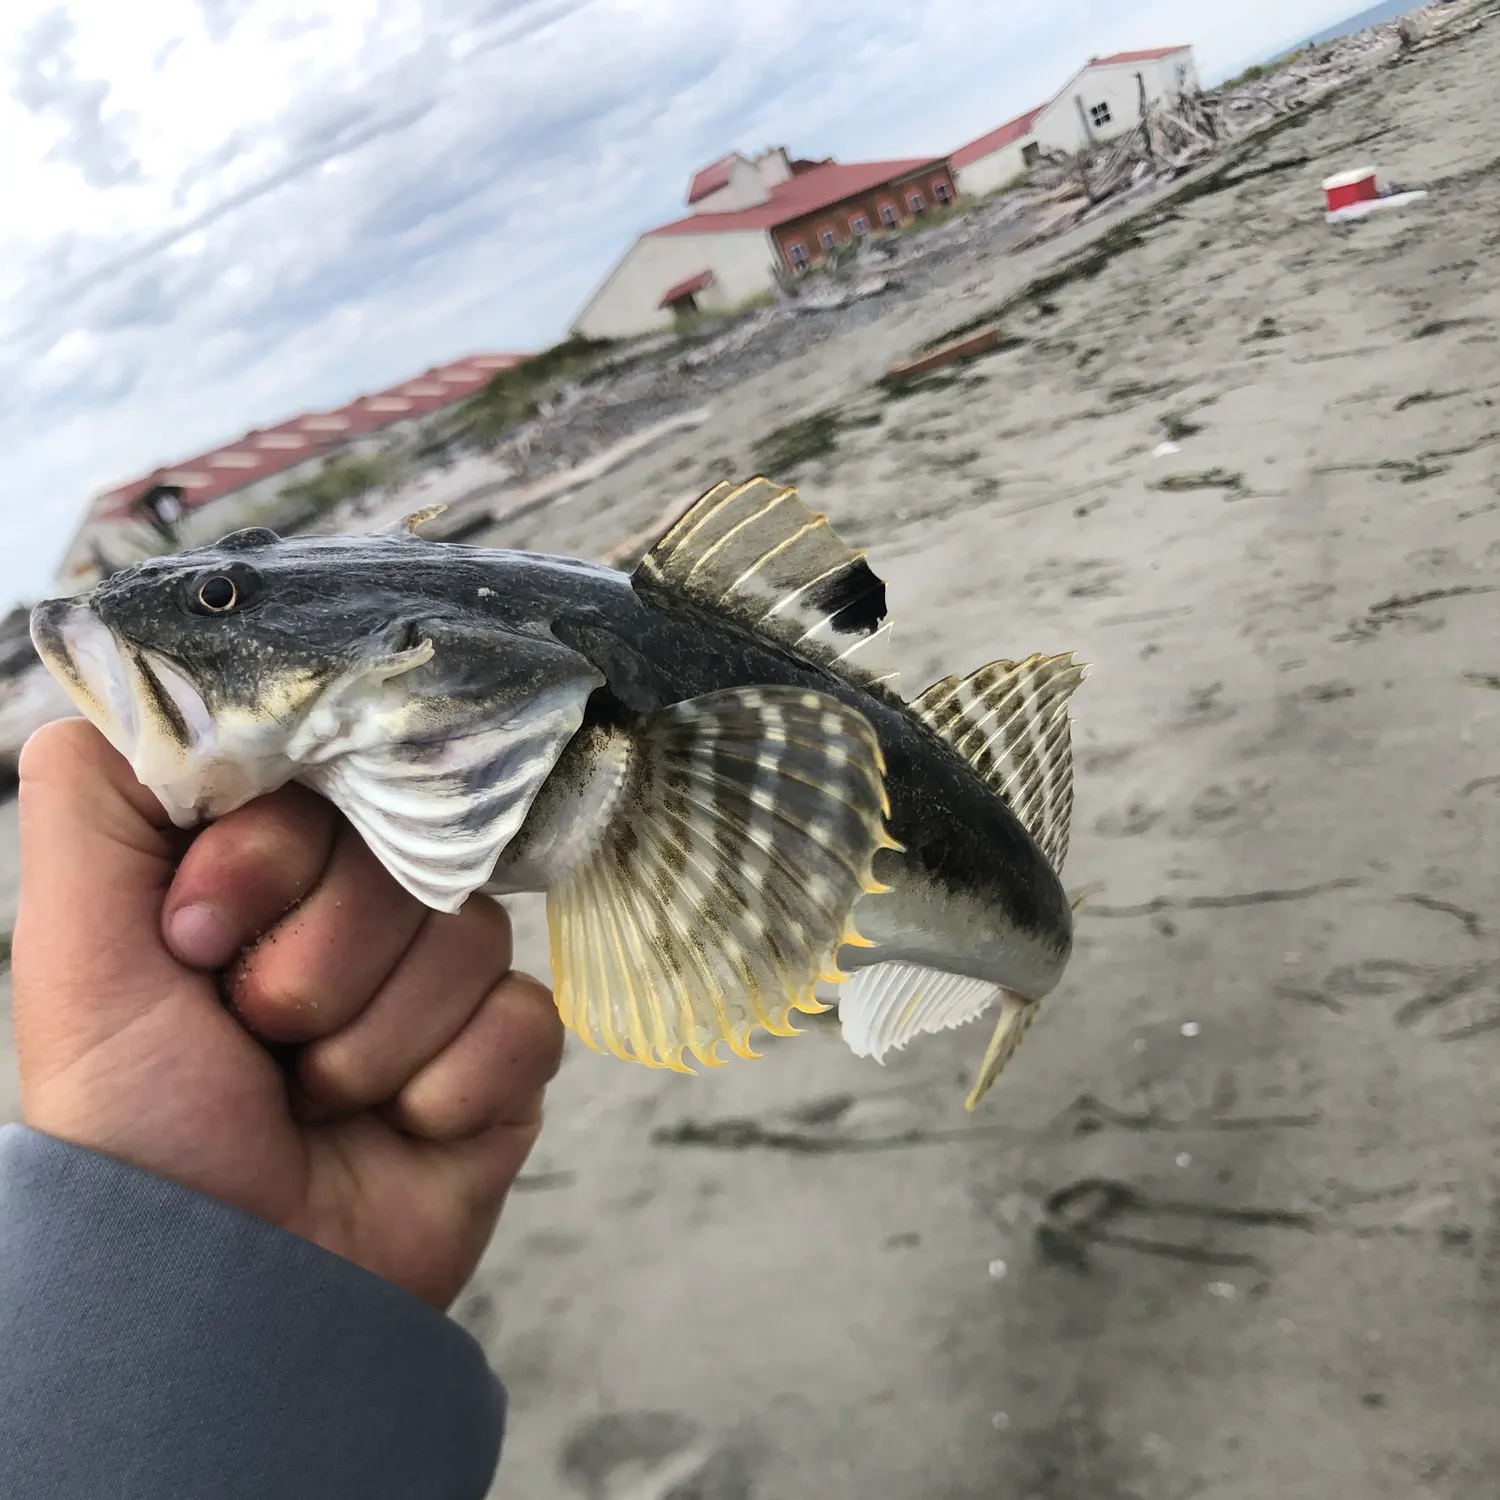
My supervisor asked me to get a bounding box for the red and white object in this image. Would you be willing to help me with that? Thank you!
[1323,165,1428,225]
[1323,167,1379,213]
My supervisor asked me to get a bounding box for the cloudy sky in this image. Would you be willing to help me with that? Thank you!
[3,0,1366,608]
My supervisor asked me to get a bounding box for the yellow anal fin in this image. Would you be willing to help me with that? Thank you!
[964,990,1043,1112]
[547,685,895,1071]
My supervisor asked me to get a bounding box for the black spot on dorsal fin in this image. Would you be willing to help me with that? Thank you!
[632,477,896,689]
[803,556,887,639]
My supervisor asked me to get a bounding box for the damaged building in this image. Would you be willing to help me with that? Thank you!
[570,147,959,341]
[53,352,529,595]
[952,46,1201,196]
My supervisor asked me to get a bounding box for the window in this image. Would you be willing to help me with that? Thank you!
[933,180,951,205]
[879,201,898,227]
[906,190,925,213]
[786,240,807,270]
[1089,101,1112,128]
[1175,63,1189,89]
[819,227,837,250]
[849,212,869,236]
[1022,141,1041,167]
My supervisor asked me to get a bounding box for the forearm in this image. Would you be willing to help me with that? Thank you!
[0,1125,504,1500]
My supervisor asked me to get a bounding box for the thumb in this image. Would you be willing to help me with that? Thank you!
[12,718,186,1086]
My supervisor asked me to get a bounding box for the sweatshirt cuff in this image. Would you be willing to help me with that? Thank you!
[0,1123,504,1500]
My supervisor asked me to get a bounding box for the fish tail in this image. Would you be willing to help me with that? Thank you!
[835,651,1085,1102]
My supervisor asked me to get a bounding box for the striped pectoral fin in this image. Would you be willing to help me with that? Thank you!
[546,685,897,1071]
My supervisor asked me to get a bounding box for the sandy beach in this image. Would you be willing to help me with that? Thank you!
[7,8,1500,1497]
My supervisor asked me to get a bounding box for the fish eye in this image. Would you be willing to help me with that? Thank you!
[186,563,260,617]
[197,576,238,613]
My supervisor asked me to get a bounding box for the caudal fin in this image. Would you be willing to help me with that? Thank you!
[962,886,1090,1108]
[835,654,1086,1104]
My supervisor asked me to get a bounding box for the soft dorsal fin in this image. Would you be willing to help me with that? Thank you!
[632,477,895,688]
[911,652,1086,871]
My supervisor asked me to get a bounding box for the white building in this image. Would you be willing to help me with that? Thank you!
[571,147,957,341]
[950,106,1046,199]
[951,46,1200,196]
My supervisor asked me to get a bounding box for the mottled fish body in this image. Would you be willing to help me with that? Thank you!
[31,480,1086,1108]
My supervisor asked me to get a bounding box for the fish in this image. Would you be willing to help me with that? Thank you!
[30,478,1086,1108]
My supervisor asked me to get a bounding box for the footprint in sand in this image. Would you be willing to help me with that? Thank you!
[1278,955,1500,1041]
[559,1411,758,1500]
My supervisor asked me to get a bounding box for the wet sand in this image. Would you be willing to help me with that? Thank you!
[7,11,1500,1497]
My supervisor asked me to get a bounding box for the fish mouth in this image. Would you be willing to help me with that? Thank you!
[29,599,231,828]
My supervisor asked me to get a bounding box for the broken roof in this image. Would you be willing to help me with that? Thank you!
[648,157,948,237]
[950,106,1045,169]
[686,155,744,204]
[658,270,715,308]
[92,352,529,522]
[1090,45,1192,65]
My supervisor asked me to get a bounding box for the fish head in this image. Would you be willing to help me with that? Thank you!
[29,526,459,828]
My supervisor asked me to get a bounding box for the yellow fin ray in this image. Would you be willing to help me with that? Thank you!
[964,990,1045,1112]
[546,686,893,1071]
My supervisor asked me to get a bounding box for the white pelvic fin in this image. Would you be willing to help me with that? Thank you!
[838,960,1003,1063]
[298,687,591,913]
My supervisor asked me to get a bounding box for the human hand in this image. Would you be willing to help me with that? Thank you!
[11,719,563,1310]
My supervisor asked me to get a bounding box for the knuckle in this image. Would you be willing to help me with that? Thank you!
[299,1039,384,1110]
[502,974,566,1082]
[227,944,331,1042]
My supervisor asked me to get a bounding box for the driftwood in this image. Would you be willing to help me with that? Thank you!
[1025,0,1480,214]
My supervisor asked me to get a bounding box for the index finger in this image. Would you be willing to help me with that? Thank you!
[162,782,338,970]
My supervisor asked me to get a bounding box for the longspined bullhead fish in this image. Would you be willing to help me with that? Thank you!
[30,478,1086,1109]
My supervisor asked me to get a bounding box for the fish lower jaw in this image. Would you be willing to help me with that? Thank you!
[149,753,294,829]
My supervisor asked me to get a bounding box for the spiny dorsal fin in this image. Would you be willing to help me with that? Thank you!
[378,504,448,537]
[632,478,895,689]
[912,652,1086,871]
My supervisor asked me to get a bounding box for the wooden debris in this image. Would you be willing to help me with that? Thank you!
[886,326,1005,384]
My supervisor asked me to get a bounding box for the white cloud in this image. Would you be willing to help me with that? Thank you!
[1,0,1367,606]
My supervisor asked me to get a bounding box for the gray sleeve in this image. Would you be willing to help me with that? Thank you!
[0,1124,505,1499]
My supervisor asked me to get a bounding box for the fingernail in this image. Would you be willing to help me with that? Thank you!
[166,902,237,969]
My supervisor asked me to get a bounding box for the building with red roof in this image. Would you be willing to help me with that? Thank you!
[571,146,958,341]
[573,44,1197,340]
[950,45,1198,197]
[54,351,529,592]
